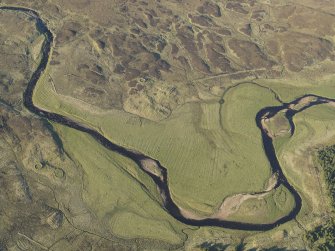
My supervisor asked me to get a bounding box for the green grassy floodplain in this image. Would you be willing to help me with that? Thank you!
[274,103,335,227]
[34,74,282,216]
[54,122,187,245]
[33,56,335,242]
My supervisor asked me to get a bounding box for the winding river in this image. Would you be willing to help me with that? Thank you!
[2,6,335,231]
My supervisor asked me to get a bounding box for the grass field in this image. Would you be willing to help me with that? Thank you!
[34,73,285,217]
[275,103,335,227]
[54,122,188,245]
[257,78,335,103]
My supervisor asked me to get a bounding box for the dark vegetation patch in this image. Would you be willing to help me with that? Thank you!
[225,2,249,15]
[83,87,105,98]
[177,27,211,74]
[228,39,275,69]
[128,80,137,87]
[239,23,252,36]
[106,31,171,81]
[41,119,64,154]
[205,44,234,72]
[261,23,275,32]
[251,9,266,21]
[171,43,179,55]
[0,72,13,89]
[133,17,148,29]
[114,63,125,74]
[197,1,221,17]
[176,56,191,69]
[277,33,334,72]
[198,241,229,251]
[216,28,232,36]
[306,221,335,251]
[317,145,335,207]
[196,32,204,50]
[125,68,141,80]
[205,31,223,43]
[189,14,216,27]
[177,27,198,53]
[56,21,82,45]
[85,70,107,85]
[304,145,335,250]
